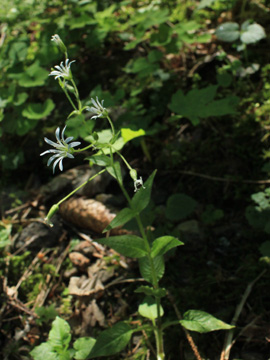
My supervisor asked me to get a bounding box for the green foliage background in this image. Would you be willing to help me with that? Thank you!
[2,0,270,358]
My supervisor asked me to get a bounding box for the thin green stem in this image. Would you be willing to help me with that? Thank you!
[106,115,115,138]
[116,151,132,171]
[57,169,106,206]
[73,143,95,152]
[62,84,77,111]
[70,78,82,112]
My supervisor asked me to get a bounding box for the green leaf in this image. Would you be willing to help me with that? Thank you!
[166,193,197,221]
[151,236,183,257]
[87,154,111,167]
[215,22,240,42]
[30,342,58,360]
[139,255,165,284]
[259,241,270,257]
[48,317,71,351]
[0,223,11,248]
[13,92,28,106]
[138,296,164,320]
[96,235,148,258]
[22,99,55,120]
[169,86,239,125]
[197,0,216,9]
[180,310,234,333]
[103,208,136,232]
[87,322,133,358]
[9,61,48,87]
[74,337,96,360]
[121,128,145,143]
[135,285,167,298]
[106,161,123,185]
[131,170,157,213]
[240,23,266,44]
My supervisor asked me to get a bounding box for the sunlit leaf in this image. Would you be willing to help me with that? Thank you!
[138,296,164,320]
[180,310,234,333]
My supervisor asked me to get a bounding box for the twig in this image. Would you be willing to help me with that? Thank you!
[177,170,270,184]
[167,291,203,360]
[220,269,267,360]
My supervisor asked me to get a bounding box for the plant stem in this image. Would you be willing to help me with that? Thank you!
[106,115,115,138]
[56,168,106,206]
[70,78,82,112]
[117,181,165,359]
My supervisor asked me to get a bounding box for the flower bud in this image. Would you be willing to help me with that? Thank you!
[45,204,59,224]
[51,34,67,55]
[129,169,137,182]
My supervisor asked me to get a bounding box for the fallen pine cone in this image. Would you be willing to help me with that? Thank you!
[59,197,129,235]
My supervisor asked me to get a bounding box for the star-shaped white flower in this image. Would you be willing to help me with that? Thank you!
[87,97,108,119]
[40,126,81,173]
[49,59,75,80]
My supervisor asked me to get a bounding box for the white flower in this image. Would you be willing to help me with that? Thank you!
[87,97,108,119]
[134,177,145,192]
[49,59,75,80]
[51,34,67,54]
[40,126,81,173]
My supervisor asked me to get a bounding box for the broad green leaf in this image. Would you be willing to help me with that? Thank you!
[151,236,183,258]
[74,337,96,360]
[30,342,58,360]
[48,317,71,351]
[9,61,48,87]
[87,154,111,167]
[135,285,167,298]
[22,99,55,120]
[240,23,266,44]
[13,92,28,106]
[103,208,136,232]
[180,310,234,333]
[66,116,95,139]
[139,255,165,284]
[121,128,145,143]
[106,161,122,185]
[131,170,157,213]
[87,322,133,358]
[169,85,238,125]
[215,22,240,42]
[96,235,148,258]
[138,296,164,320]
[166,193,197,221]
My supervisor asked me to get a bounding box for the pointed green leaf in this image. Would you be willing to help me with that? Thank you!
[151,236,183,257]
[138,296,164,320]
[74,337,96,360]
[106,161,123,185]
[139,255,165,284]
[180,310,234,333]
[131,170,157,213]
[135,285,167,298]
[103,208,136,232]
[87,322,133,358]
[48,317,71,350]
[96,235,148,258]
